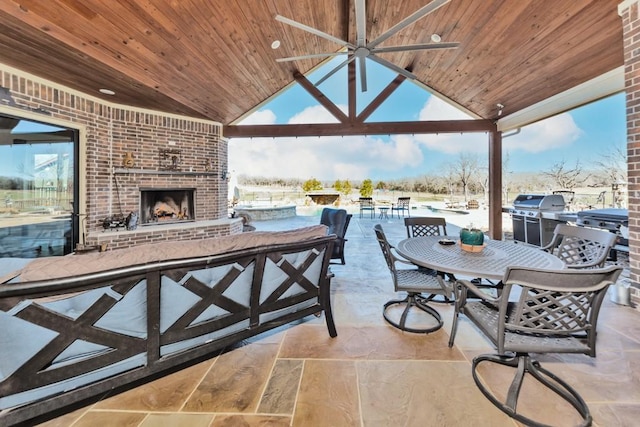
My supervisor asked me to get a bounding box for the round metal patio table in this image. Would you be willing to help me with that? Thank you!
[396,236,565,281]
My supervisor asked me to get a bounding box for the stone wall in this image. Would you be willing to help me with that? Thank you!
[0,63,238,251]
[620,0,640,307]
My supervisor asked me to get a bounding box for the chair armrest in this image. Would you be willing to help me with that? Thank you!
[454,278,501,306]
[539,241,555,253]
[389,247,416,266]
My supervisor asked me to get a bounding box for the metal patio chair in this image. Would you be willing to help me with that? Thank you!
[404,216,455,302]
[359,197,375,219]
[541,223,617,269]
[374,224,451,333]
[404,216,448,238]
[448,265,622,427]
[391,197,410,218]
[320,207,351,265]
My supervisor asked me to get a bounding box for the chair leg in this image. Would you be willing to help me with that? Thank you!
[383,293,443,334]
[471,353,592,427]
[448,310,460,348]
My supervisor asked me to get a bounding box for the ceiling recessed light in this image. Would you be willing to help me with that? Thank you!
[99,88,116,95]
[430,34,442,43]
[271,40,281,49]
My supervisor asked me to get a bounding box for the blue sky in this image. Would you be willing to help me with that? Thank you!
[229,57,626,182]
[0,63,624,184]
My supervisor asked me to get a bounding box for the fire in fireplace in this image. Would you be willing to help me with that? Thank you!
[140,188,195,225]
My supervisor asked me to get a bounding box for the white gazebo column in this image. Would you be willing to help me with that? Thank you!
[620,0,640,307]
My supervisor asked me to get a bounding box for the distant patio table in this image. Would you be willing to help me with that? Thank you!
[396,236,565,281]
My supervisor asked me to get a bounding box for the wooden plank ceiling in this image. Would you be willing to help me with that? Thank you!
[0,0,623,133]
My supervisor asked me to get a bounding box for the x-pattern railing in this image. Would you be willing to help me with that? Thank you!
[2,276,146,394]
[263,249,321,304]
[162,258,255,343]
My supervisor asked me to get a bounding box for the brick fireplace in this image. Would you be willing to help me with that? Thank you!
[140,188,195,225]
[0,64,242,252]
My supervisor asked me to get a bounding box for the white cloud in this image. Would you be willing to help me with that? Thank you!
[412,97,583,155]
[230,104,425,180]
[239,109,277,125]
[229,133,424,180]
[418,96,473,121]
[415,97,487,154]
[504,113,582,153]
[288,105,341,124]
[229,97,584,180]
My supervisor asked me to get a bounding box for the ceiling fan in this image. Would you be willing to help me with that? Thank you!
[275,0,459,92]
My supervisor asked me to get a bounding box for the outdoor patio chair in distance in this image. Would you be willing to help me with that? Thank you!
[359,197,375,219]
[374,224,451,333]
[391,197,410,218]
[320,207,351,265]
[448,265,622,427]
[541,223,617,269]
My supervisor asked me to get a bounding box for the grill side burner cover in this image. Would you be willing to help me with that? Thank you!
[576,208,628,232]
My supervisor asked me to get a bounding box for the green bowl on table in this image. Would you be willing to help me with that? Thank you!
[459,227,485,252]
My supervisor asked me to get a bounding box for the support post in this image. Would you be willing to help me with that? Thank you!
[489,130,503,240]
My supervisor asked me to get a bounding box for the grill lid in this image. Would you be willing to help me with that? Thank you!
[513,194,565,211]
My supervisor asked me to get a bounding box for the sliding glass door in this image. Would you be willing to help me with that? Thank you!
[0,114,78,258]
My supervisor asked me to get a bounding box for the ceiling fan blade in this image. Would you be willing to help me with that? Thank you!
[358,56,368,92]
[355,0,366,47]
[315,56,356,87]
[368,55,417,80]
[372,42,460,54]
[276,51,348,62]
[276,15,355,49]
[368,0,451,49]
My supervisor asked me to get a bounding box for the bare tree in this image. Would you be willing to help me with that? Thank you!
[502,151,514,204]
[452,153,479,201]
[473,164,488,205]
[592,146,627,186]
[442,164,458,197]
[542,159,589,190]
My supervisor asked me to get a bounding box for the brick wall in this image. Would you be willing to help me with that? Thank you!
[620,0,640,307]
[0,63,239,250]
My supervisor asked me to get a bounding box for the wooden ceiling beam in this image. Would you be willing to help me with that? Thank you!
[293,71,349,123]
[356,73,408,123]
[223,119,495,138]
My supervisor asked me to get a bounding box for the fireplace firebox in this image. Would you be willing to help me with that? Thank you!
[140,188,195,225]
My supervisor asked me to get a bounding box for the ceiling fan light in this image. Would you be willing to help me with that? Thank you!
[99,88,115,95]
[430,33,442,43]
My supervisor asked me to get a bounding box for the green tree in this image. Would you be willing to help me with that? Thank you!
[333,179,343,193]
[360,179,373,197]
[341,180,352,196]
[375,180,386,190]
[302,178,323,192]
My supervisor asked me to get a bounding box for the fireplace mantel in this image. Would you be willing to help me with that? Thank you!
[113,168,220,177]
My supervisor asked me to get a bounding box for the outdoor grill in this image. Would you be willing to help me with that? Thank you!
[509,194,567,246]
[576,208,628,247]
